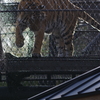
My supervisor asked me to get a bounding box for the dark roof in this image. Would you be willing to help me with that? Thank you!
[28,66,100,100]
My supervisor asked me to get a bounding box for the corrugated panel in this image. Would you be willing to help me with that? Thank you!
[28,66,100,100]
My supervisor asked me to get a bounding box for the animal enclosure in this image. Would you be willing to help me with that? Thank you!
[0,0,100,57]
[0,0,100,99]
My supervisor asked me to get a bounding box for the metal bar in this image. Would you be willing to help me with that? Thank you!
[6,57,100,72]
[0,9,100,12]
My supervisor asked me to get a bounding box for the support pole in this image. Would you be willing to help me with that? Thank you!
[0,34,5,71]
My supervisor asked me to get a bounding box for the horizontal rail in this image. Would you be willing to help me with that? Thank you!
[0,30,99,35]
[0,9,100,12]
[6,57,100,72]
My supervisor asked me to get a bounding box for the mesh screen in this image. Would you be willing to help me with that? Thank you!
[0,0,100,92]
[0,0,100,57]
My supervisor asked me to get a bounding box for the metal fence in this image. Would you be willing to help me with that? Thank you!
[0,0,100,99]
[0,0,100,57]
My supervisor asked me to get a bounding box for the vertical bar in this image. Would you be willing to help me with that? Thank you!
[0,34,5,71]
[0,34,3,59]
